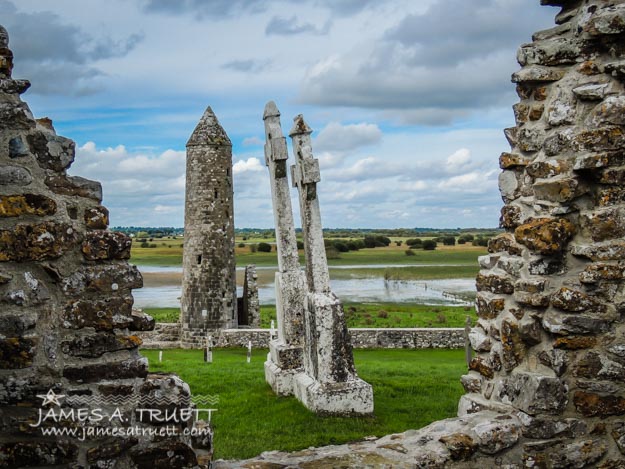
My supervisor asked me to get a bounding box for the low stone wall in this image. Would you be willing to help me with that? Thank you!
[138,324,465,349]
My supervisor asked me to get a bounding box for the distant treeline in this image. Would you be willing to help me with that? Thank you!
[114,226,502,239]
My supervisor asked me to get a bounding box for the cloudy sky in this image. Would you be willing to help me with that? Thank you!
[5,0,557,228]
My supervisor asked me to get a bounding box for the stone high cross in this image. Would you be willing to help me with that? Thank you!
[262,101,307,396]
[289,114,373,415]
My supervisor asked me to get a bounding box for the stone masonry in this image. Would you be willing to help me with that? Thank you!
[289,114,374,416]
[138,325,466,350]
[217,1,625,466]
[181,107,237,344]
[0,26,211,467]
[262,101,307,396]
[241,264,260,327]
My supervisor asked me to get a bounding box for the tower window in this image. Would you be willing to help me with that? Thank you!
[226,169,230,177]
[214,189,218,199]
[197,255,202,265]
[225,209,229,218]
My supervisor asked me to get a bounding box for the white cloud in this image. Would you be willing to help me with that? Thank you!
[314,121,382,152]
[233,157,264,174]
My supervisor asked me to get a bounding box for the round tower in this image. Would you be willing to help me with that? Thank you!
[181,106,237,342]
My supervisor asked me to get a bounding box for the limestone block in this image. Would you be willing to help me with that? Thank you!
[81,230,132,260]
[572,241,625,263]
[63,357,148,383]
[582,207,625,241]
[61,333,141,358]
[8,136,28,158]
[0,194,56,217]
[438,432,477,461]
[500,319,526,371]
[574,351,625,381]
[476,272,514,295]
[554,335,597,350]
[612,422,625,454]
[0,222,79,262]
[551,286,602,313]
[585,4,625,35]
[514,217,575,255]
[517,37,579,66]
[62,297,134,331]
[498,372,568,415]
[84,205,109,229]
[573,82,615,100]
[573,391,625,417]
[488,233,523,256]
[469,327,491,352]
[27,131,75,171]
[0,441,78,467]
[542,310,613,335]
[476,293,505,320]
[499,205,523,229]
[573,126,625,152]
[0,165,32,186]
[293,372,374,416]
[472,416,521,455]
[512,65,565,83]
[130,309,155,331]
[499,152,531,169]
[44,174,102,201]
[0,337,36,368]
[61,264,142,296]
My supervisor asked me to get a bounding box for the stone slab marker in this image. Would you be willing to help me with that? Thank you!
[289,114,373,415]
[0,25,211,467]
[262,101,307,396]
[181,107,237,345]
[243,264,260,327]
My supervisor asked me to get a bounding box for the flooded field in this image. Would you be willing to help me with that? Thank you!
[132,265,476,308]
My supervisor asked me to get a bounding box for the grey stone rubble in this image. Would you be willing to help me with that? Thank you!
[0,25,211,467]
[262,101,307,396]
[137,325,466,350]
[289,114,374,415]
[216,0,625,466]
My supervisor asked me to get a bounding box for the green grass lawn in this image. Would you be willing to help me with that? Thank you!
[142,348,466,460]
[144,303,476,327]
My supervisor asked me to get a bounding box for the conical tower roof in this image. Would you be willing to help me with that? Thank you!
[187,106,231,147]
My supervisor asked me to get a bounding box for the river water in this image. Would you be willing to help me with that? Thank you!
[132,265,476,308]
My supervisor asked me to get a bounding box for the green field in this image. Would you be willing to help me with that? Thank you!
[142,348,466,460]
[131,240,486,268]
[144,302,476,328]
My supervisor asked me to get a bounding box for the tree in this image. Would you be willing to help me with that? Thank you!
[257,242,272,252]
[422,240,437,250]
[406,238,422,247]
[442,236,455,246]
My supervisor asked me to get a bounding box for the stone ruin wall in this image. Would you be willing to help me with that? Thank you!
[138,325,466,350]
[0,27,210,467]
[217,1,625,466]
